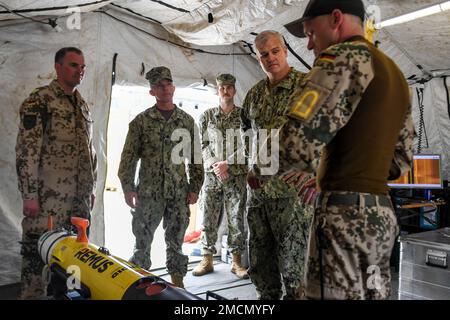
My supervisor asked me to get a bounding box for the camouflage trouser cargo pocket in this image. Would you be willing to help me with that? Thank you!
[305,191,398,300]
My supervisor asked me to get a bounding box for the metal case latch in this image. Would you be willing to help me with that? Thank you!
[426,249,448,268]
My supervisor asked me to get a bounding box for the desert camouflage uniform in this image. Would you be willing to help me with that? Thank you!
[198,106,247,255]
[118,106,203,277]
[16,80,97,299]
[241,68,312,299]
[257,36,414,299]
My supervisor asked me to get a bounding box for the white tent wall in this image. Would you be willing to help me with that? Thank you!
[0,10,263,286]
[411,78,450,181]
[375,30,423,80]
[100,8,264,102]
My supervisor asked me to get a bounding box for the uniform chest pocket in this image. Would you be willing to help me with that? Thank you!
[141,126,161,155]
[229,117,242,130]
[206,121,218,132]
[206,125,222,143]
[249,104,260,119]
[50,109,76,141]
[248,105,265,128]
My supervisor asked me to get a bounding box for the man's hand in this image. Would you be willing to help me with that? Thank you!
[213,161,230,182]
[247,171,262,189]
[282,171,309,188]
[297,177,317,206]
[124,192,139,209]
[282,171,317,205]
[23,199,40,218]
[217,171,230,182]
[186,192,199,205]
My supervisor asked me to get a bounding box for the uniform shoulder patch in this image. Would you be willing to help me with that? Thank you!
[23,114,37,130]
[288,82,331,123]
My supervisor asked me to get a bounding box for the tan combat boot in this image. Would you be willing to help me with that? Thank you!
[231,252,249,279]
[192,254,214,276]
[170,274,185,288]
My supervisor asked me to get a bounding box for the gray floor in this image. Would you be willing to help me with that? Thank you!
[156,258,257,300]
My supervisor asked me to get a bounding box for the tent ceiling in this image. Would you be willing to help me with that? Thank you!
[1,0,450,76]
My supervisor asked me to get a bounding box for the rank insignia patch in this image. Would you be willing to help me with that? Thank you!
[288,82,331,123]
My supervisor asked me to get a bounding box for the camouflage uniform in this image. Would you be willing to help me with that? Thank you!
[198,104,247,255]
[118,105,203,277]
[241,68,312,299]
[15,80,97,299]
[257,37,414,299]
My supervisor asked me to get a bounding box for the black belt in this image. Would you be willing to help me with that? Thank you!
[319,193,392,207]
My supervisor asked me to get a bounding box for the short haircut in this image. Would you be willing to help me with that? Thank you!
[254,30,286,50]
[54,47,83,64]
